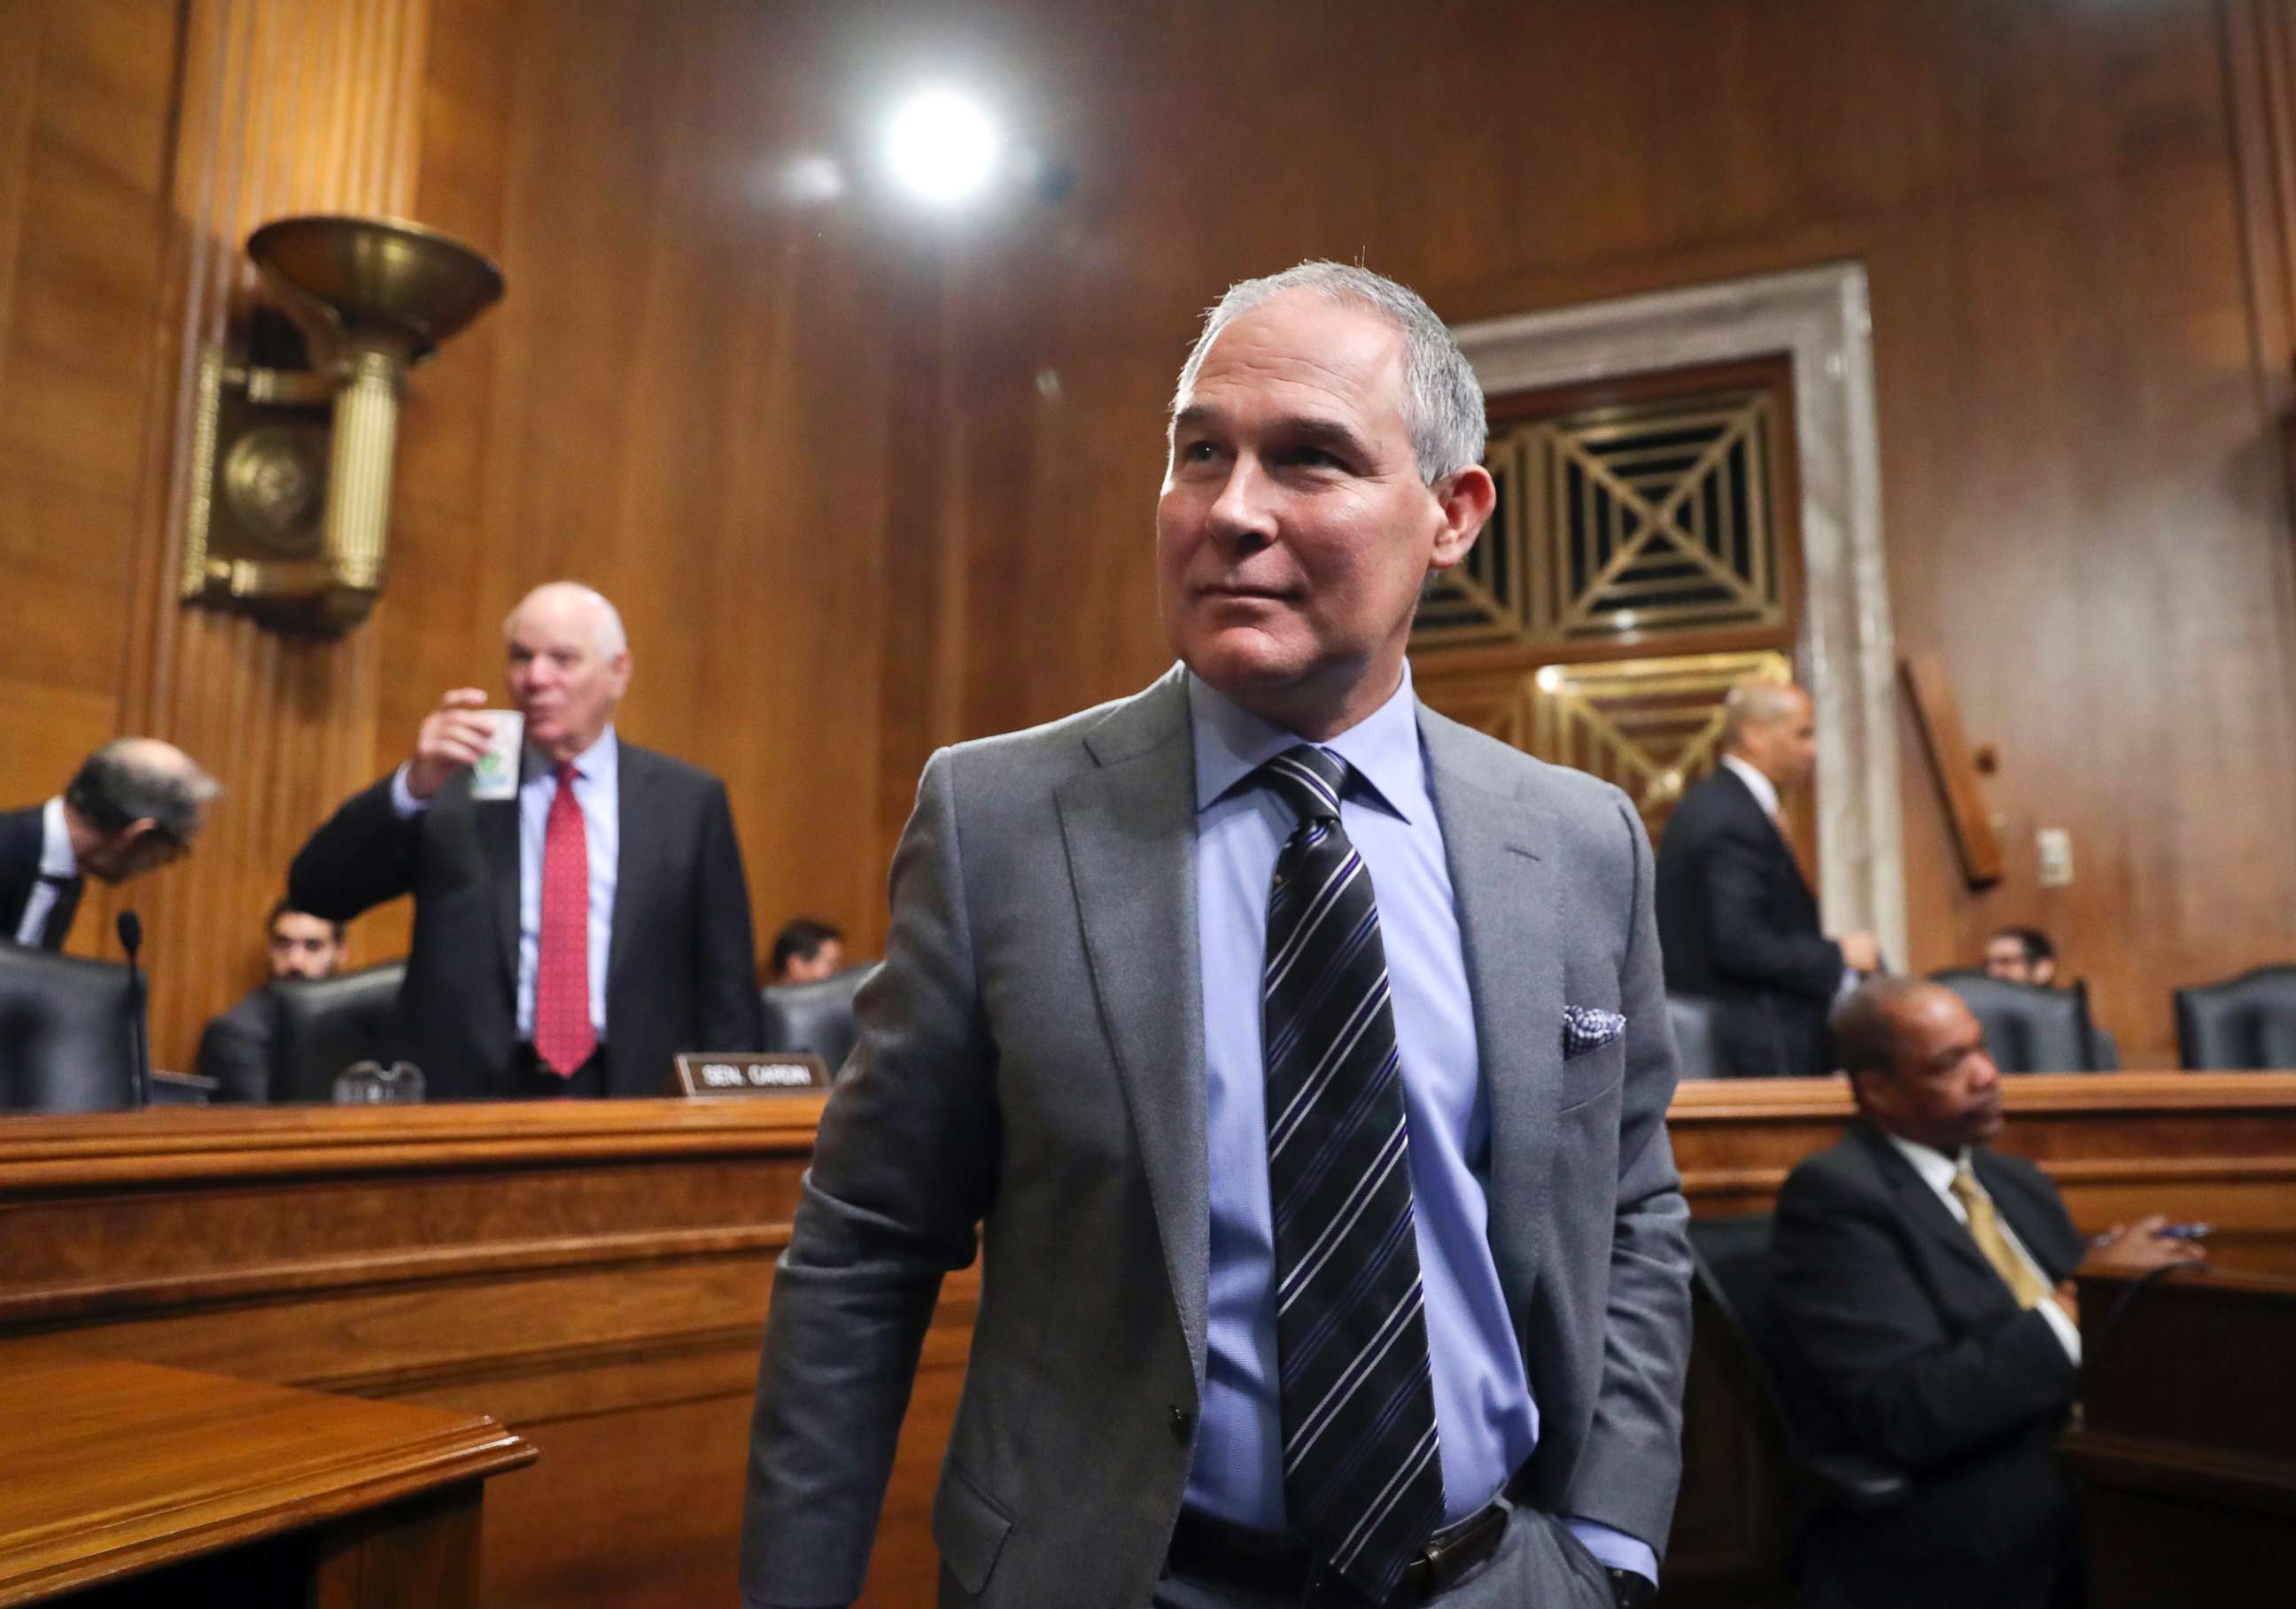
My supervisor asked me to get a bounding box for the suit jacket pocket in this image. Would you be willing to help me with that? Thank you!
[932,1462,1013,1597]
[1557,1035,1626,1114]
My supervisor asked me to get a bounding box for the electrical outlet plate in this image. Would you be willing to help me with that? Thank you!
[2036,828,2074,888]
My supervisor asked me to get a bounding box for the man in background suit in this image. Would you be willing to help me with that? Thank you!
[1771,978,2199,1609]
[768,917,846,983]
[3,738,218,951]
[743,263,1690,1609]
[1654,681,1878,1075]
[289,581,761,1099]
[1981,925,2120,1069]
[193,900,349,1103]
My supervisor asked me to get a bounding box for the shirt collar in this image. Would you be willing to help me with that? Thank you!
[1882,1130,1971,1193]
[531,725,619,788]
[1186,665,1427,824]
[1720,752,1780,819]
[38,796,76,879]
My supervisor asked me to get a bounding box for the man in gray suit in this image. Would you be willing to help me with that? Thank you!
[742,262,1692,1608]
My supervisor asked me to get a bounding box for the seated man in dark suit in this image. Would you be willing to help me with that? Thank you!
[290,581,763,1099]
[1655,681,1878,1075]
[194,900,349,1102]
[1982,925,2119,1068]
[3,738,218,950]
[1771,978,2199,1609]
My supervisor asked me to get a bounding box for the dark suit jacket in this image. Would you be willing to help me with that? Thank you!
[287,743,762,1099]
[1771,1124,2086,1609]
[1654,766,1841,1075]
[0,804,81,951]
[195,989,275,1104]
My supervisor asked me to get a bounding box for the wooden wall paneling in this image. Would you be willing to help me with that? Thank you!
[0,2,182,812]
[387,0,928,968]
[78,0,436,1071]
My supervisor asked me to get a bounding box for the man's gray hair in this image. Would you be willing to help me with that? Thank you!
[1170,260,1488,486]
[1720,680,1805,750]
[504,580,628,658]
[65,738,220,841]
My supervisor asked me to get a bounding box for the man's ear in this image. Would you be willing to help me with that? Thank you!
[1429,464,1496,571]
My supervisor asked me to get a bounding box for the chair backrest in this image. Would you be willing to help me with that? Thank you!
[0,944,136,1112]
[1687,1213,1840,1459]
[760,963,875,1075]
[2176,964,2296,1070]
[268,961,407,1102]
[1929,970,2102,1072]
[1665,993,1726,1080]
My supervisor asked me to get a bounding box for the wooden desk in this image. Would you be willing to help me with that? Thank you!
[2062,1263,2296,1607]
[2,1077,2291,1607]
[0,1353,532,1605]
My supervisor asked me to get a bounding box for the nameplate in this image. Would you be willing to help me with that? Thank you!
[671,1052,832,1096]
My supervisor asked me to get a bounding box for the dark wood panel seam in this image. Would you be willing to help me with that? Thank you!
[0,1224,795,1325]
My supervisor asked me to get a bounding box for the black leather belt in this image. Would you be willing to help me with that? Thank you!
[1167,1494,1512,1605]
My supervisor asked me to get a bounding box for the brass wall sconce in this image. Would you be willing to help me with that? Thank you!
[181,215,504,633]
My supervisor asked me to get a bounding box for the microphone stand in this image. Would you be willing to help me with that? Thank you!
[118,912,150,1111]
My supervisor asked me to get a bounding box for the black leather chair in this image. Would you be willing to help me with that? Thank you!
[1688,1214,1909,1513]
[2176,964,2296,1069]
[760,964,875,1076]
[1929,970,2106,1072]
[1665,993,1726,1080]
[0,944,138,1112]
[268,961,407,1102]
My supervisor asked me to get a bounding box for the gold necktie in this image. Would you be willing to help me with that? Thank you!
[1951,1164,2051,1309]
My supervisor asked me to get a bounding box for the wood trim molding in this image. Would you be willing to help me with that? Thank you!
[0,1097,832,1185]
[0,1224,796,1328]
[1670,1071,2296,1121]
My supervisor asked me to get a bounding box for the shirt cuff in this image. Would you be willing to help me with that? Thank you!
[387,763,431,820]
[1563,1517,1656,1587]
[2036,1290,2083,1365]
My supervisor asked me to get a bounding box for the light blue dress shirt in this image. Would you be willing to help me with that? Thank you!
[390,726,619,1037]
[1183,667,1656,1585]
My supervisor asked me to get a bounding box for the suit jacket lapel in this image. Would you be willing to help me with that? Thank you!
[1055,669,1210,1383]
[1419,708,1559,1322]
[1853,1124,2004,1289]
[606,746,648,999]
[476,788,521,999]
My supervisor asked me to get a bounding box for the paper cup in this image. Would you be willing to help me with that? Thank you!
[469,710,525,800]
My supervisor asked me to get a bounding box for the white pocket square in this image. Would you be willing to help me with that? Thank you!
[1562,1006,1627,1059]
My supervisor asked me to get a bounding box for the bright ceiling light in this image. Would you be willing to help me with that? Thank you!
[886,89,1000,203]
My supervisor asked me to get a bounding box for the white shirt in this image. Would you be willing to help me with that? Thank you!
[390,728,620,1038]
[1882,1133,2082,1364]
[12,797,79,946]
[1720,752,1780,819]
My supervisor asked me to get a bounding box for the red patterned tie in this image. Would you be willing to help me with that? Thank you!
[534,761,596,1077]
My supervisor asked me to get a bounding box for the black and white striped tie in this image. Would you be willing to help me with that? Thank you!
[1258,744,1443,1600]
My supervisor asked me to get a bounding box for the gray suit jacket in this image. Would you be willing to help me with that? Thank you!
[741,668,1692,1607]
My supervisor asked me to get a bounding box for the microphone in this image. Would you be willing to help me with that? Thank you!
[118,912,150,1111]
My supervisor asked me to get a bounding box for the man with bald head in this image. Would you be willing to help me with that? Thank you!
[291,581,761,1098]
[4,738,218,951]
[1654,680,1878,1075]
[1771,979,2196,1607]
